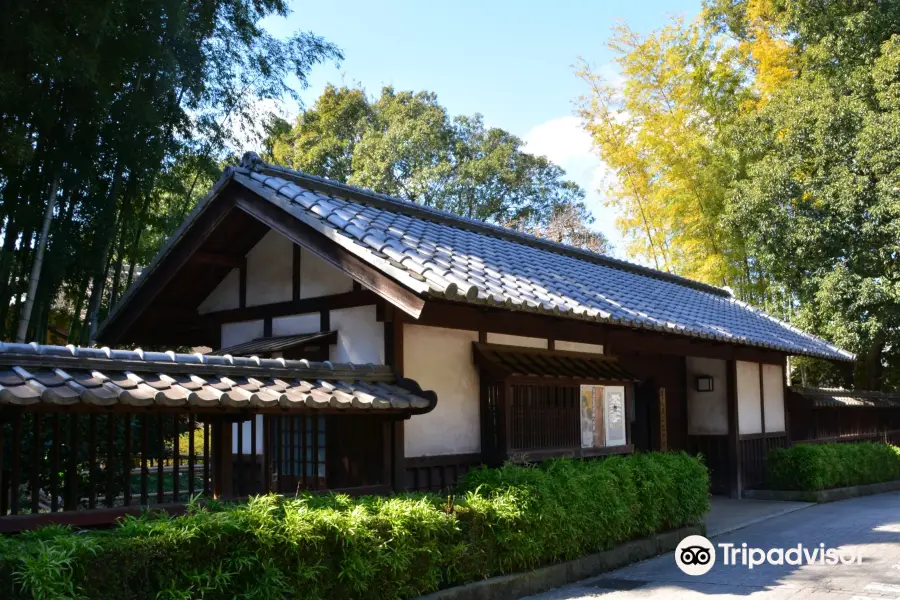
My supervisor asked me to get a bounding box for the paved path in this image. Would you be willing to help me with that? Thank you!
[705,497,813,538]
[524,492,900,599]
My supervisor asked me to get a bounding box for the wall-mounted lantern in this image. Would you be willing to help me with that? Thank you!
[695,375,714,393]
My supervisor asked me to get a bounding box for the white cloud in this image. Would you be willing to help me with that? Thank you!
[523,116,623,255]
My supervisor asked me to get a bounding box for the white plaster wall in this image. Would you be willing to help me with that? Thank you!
[555,340,604,354]
[300,247,353,298]
[736,360,763,435]
[686,356,728,435]
[485,333,547,348]
[246,230,293,307]
[272,313,320,336]
[404,325,480,456]
[763,363,786,433]
[220,320,266,453]
[198,269,239,314]
[329,305,383,364]
[221,319,264,349]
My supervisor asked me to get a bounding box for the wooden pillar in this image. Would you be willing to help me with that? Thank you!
[782,357,791,445]
[758,363,766,437]
[726,360,742,499]
[212,417,234,499]
[392,419,406,492]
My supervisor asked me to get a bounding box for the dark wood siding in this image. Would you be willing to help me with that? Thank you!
[508,383,580,453]
[616,353,688,452]
[404,454,482,492]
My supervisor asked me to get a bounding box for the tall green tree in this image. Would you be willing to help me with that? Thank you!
[0,0,340,343]
[578,0,900,389]
[711,0,900,390]
[265,85,609,250]
[577,19,752,290]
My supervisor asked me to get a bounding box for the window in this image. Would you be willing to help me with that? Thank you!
[580,385,627,448]
[272,415,327,491]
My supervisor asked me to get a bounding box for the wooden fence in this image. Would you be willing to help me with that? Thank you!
[405,454,482,492]
[0,411,213,526]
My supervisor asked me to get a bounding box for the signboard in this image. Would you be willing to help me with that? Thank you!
[659,387,668,451]
[604,387,626,446]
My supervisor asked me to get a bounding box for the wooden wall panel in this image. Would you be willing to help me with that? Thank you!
[616,353,688,452]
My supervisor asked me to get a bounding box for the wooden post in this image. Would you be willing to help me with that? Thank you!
[758,363,766,437]
[212,417,234,499]
[726,360,742,499]
[782,357,791,446]
[658,387,668,452]
[392,419,406,492]
[625,383,634,447]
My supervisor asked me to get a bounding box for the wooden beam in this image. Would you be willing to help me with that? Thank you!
[200,289,377,324]
[193,251,242,269]
[726,359,742,499]
[759,362,766,436]
[783,356,791,445]
[292,243,302,302]
[402,299,787,365]
[238,256,247,309]
[212,418,234,499]
[392,419,406,492]
[0,503,190,533]
[234,192,426,319]
[393,319,404,377]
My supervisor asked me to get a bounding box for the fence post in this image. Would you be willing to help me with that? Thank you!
[212,417,234,499]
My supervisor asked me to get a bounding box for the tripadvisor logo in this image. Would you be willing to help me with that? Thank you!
[675,535,864,575]
[675,535,716,576]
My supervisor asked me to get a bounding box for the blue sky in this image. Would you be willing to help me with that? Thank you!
[261,0,703,255]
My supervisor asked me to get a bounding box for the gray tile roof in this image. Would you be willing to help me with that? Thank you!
[473,343,639,380]
[789,387,900,409]
[210,331,337,357]
[0,342,435,412]
[227,154,852,362]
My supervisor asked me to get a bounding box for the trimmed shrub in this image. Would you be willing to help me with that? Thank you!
[767,442,900,491]
[0,452,708,600]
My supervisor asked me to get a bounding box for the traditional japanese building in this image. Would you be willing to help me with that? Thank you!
[0,152,865,529]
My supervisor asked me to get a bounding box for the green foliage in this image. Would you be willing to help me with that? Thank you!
[264,85,610,253]
[0,0,341,344]
[767,443,900,491]
[0,453,707,600]
[581,0,900,390]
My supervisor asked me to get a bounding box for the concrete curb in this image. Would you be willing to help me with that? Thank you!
[743,479,900,503]
[415,525,702,600]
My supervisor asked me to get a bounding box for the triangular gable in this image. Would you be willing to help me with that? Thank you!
[98,175,424,346]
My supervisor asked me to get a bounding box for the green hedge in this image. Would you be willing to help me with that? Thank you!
[0,452,708,600]
[767,442,900,491]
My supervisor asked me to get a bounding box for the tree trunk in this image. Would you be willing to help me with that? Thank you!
[81,161,124,345]
[67,274,90,343]
[108,175,137,308]
[15,169,62,342]
[0,216,21,331]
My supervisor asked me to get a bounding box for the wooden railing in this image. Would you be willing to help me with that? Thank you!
[0,412,213,518]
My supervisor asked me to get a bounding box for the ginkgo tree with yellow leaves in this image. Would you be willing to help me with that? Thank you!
[578,0,900,391]
[576,18,753,293]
